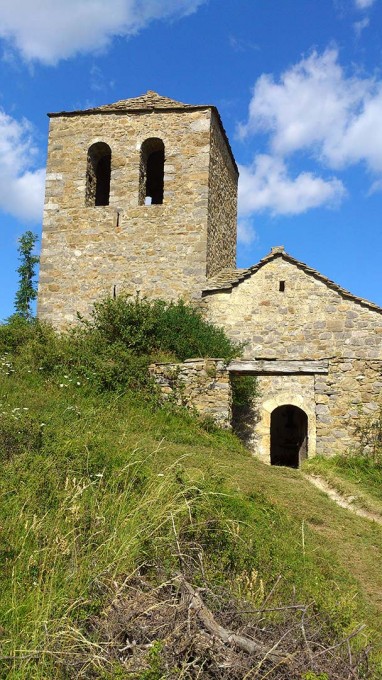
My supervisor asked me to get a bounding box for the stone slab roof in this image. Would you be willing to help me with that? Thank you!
[48,91,197,116]
[48,90,238,174]
[203,246,382,314]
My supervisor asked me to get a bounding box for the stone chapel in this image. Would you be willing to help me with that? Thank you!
[38,91,382,466]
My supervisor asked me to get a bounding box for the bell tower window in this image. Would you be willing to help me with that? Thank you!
[86,142,111,206]
[139,138,165,205]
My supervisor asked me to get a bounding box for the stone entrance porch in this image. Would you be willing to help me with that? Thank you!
[150,357,332,468]
[228,360,328,466]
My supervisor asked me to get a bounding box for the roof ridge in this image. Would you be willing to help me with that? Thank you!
[95,90,194,111]
[48,90,210,116]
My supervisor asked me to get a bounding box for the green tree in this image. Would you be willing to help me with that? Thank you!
[14,231,39,319]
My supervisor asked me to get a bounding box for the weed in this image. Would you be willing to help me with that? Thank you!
[355,407,382,464]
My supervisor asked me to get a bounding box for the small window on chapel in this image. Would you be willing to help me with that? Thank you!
[139,138,165,205]
[279,281,285,292]
[86,142,111,206]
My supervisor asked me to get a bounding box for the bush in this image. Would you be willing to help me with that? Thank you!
[231,374,258,409]
[0,315,40,353]
[0,296,242,395]
[355,407,382,465]
[81,294,241,362]
[231,374,258,445]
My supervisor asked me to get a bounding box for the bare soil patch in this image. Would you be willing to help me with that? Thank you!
[305,474,382,525]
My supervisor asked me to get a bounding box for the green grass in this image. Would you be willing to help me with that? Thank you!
[1,313,382,678]
[305,455,382,516]
[1,364,382,678]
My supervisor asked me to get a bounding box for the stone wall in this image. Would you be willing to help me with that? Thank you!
[315,358,382,455]
[246,359,382,462]
[205,253,382,459]
[206,111,238,277]
[205,254,382,361]
[150,353,381,460]
[149,359,231,428]
[38,104,238,329]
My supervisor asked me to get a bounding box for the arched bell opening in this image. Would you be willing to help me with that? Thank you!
[86,142,111,206]
[270,404,308,468]
[139,137,165,205]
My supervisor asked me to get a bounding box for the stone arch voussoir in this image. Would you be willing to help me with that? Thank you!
[255,392,316,465]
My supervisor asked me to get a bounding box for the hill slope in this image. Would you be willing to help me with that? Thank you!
[1,357,382,678]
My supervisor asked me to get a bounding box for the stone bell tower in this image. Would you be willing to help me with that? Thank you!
[38,91,238,328]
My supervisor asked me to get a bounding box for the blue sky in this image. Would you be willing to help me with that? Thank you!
[0,0,381,319]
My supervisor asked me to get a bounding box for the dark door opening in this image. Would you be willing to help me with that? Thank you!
[270,405,308,468]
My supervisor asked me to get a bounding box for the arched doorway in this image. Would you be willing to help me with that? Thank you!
[270,405,308,468]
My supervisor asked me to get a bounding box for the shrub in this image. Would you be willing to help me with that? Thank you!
[355,407,382,465]
[81,294,241,362]
[231,374,258,445]
[231,374,258,409]
[0,295,242,395]
[0,315,40,353]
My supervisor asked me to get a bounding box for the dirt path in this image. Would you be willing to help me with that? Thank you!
[304,474,382,525]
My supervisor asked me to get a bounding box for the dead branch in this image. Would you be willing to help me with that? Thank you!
[234,603,306,614]
[176,575,291,665]
[312,624,366,659]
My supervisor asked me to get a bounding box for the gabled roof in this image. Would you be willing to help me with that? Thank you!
[203,246,382,314]
[48,90,238,175]
[48,91,198,116]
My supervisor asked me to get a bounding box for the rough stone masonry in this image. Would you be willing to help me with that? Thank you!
[38,91,382,466]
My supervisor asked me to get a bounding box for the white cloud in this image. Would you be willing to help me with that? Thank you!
[0,0,206,65]
[239,48,382,174]
[354,0,375,8]
[238,155,346,217]
[237,218,257,245]
[237,48,382,217]
[90,64,115,93]
[354,17,369,37]
[229,35,259,53]
[368,178,382,194]
[0,111,45,222]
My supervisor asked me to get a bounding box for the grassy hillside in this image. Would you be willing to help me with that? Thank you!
[305,453,382,516]
[1,310,382,679]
